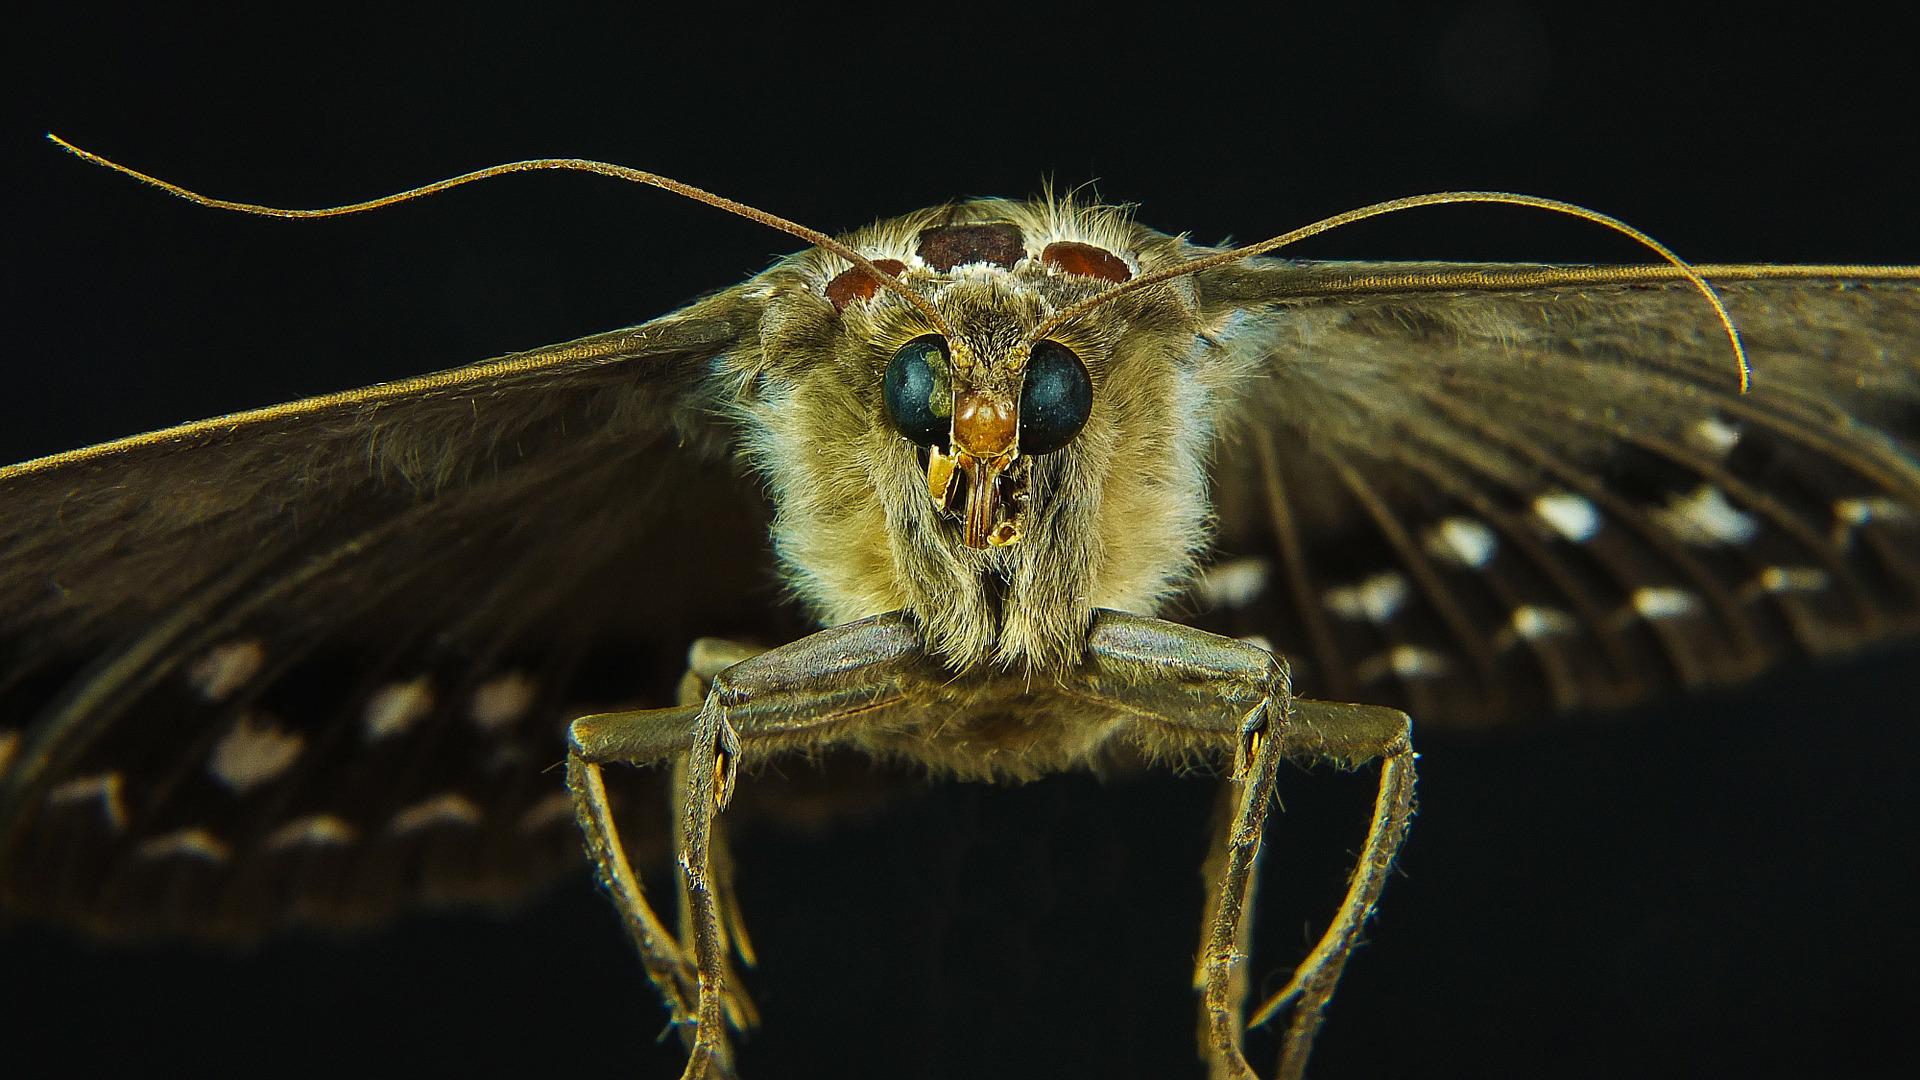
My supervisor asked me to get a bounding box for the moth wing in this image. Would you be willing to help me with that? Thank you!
[0,283,804,937]
[1183,261,1920,728]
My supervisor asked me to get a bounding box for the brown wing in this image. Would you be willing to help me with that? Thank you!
[0,283,811,937]
[1182,261,1920,728]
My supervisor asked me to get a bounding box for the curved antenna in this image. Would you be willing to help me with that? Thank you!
[1031,191,1753,393]
[47,134,956,340]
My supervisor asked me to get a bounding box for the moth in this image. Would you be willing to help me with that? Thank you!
[3,142,1918,1080]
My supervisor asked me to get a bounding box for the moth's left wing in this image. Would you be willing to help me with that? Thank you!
[1183,261,1920,728]
[0,283,804,937]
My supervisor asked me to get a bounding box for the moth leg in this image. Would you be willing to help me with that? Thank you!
[658,757,759,1036]
[1197,698,1289,1080]
[673,639,770,1029]
[559,637,767,1069]
[1192,781,1258,1063]
[565,753,700,1037]
[571,613,924,1080]
[1079,614,1289,1080]
[1078,613,1415,1080]
[1253,700,1417,1080]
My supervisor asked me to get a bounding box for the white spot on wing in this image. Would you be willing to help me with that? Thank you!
[517,792,576,834]
[188,639,266,702]
[1324,571,1409,624]
[1425,517,1497,568]
[485,743,532,774]
[1631,586,1701,620]
[265,813,357,850]
[389,792,483,835]
[208,713,304,794]
[1687,417,1743,458]
[1831,496,1912,545]
[1508,604,1577,641]
[49,772,127,832]
[470,672,537,733]
[1755,565,1830,594]
[1533,491,1600,542]
[1654,484,1759,545]
[1194,557,1271,610]
[1358,645,1450,682]
[365,676,436,741]
[137,827,231,863]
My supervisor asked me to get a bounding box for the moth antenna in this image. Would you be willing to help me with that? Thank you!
[47,133,955,339]
[1033,191,1753,393]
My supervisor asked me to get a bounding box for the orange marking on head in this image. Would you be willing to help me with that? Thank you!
[1041,241,1131,283]
[825,259,908,312]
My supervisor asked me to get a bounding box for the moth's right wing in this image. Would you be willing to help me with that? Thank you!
[1181,260,1920,729]
[0,282,811,938]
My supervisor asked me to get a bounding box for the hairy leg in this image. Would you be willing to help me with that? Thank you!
[1257,700,1416,1080]
[1079,613,1417,1080]
[571,614,924,1080]
[565,755,700,1043]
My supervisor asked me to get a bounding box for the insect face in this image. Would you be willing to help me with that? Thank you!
[738,200,1223,671]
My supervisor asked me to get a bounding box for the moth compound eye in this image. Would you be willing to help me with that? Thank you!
[1017,341,1092,455]
[883,336,952,447]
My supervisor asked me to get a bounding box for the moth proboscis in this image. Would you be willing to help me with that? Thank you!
[4,138,1918,1080]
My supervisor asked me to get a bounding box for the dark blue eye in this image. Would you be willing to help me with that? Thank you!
[883,336,950,447]
[1018,341,1092,455]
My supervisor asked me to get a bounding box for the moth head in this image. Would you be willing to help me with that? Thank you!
[743,202,1219,670]
[855,223,1118,550]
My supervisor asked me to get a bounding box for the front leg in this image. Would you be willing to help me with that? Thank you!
[570,613,926,1080]
[672,639,767,1033]
[1253,700,1416,1080]
[1078,613,1416,1080]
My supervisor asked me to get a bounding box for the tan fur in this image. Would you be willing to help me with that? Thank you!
[726,196,1237,674]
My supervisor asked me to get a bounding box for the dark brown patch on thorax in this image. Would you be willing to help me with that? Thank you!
[918,224,1025,272]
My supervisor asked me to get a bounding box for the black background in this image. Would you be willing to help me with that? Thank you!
[6,5,1919,1079]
